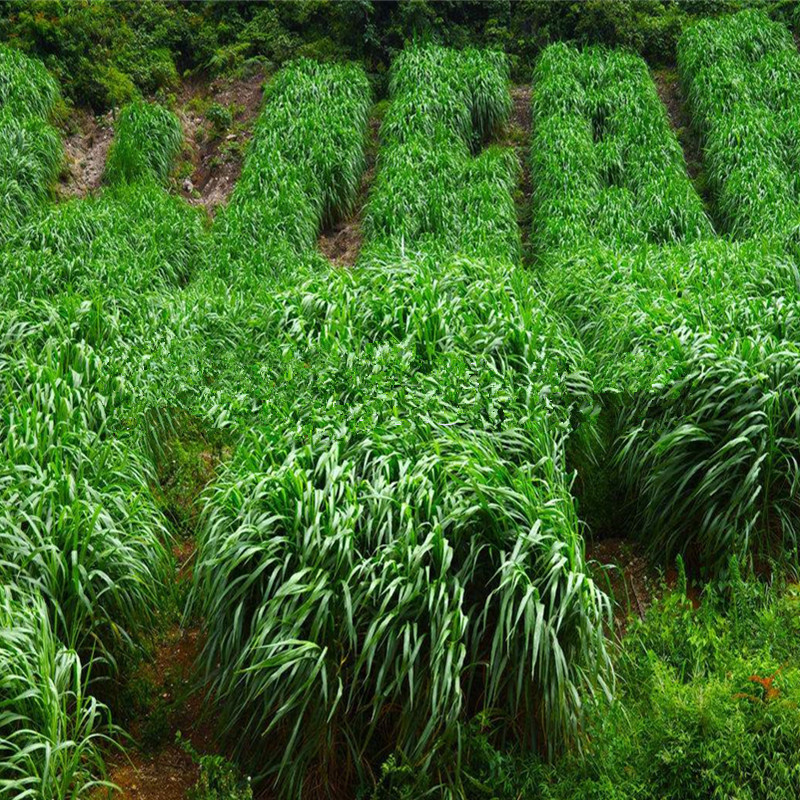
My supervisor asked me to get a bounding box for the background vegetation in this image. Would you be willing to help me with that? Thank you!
[1,0,797,110]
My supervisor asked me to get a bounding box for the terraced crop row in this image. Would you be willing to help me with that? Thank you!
[679,9,800,241]
[0,46,62,236]
[0,47,204,791]
[531,43,711,251]
[215,58,371,275]
[532,37,800,573]
[188,45,609,797]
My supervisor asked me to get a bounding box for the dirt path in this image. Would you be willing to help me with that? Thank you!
[96,625,205,800]
[652,68,707,187]
[58,109,115,199]
[93,432,237,800]
[493,85,532,257]
[317,115,380,267]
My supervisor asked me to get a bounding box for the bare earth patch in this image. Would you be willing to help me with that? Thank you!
[58,109,114,199]
[176,71,266,215]
[652,68,704,183]
[58,72,265,213]
[91,625,206,800]
[587,538,657,634]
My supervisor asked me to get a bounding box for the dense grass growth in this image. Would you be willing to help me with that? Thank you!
[0,43,59,119]
[0,44,62,237]
[8,15,800,800]
[544,240,800,571]
[187,47,610,798]
[384,569,800,800]
[678,9,800,241]
[214,58,370,274]
[0,92,206,664]
[530,43,711,252]
[0,589,113,798]
[0,57,209,789]
[365,46,517,261]
[532,43,800,572]
[104,99,183,186]
[0,97,205,658]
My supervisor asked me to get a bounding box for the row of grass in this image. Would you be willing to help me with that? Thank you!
[678,9,800,241]
[182,46,610,798]
[364,46,519,262]
[532,42,800,573]
[0,84,205,793]
[0,45,63,238]
[213,57,370,277]
[531,42,711,252]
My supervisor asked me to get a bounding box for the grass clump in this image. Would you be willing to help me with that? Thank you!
[185,46,610,800]
[530,42,711,252]
[365,45,518,263]
[0,588,114,799]
[215,59,370,275]
[0,45,63,237]
[104,99,183,186]
[0,43,59,120]
[531,42,800,574]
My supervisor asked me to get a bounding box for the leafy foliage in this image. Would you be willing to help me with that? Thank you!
[0,67,203,788]
[0,588,114,799]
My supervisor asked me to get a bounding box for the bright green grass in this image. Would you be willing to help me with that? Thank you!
[678,9,800,241]
[0,45,63,237]
[0,588,114,798]
[0,75,204,794]
[182,46,610,799]
[531,43,800,574]
[530,43,711,252]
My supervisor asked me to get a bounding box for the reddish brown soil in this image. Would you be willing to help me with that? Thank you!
[92,439,233,800]
[58,109,115,199]
[587,538,658,634]
[91,624,210,800]
[176,71,266,214]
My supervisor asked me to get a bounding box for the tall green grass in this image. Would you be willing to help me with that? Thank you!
[365,45,518,263]
[104,100,183,186]
[532,43,800,573]
[0,45,63,238]
[187,47,609,799]
[214,58,370,275]
[0,83,206,791]
[678,10,800,241]
[0,45,59,120]
[0,96,203,657]
[531,43,711,252]
[0,588,114,799]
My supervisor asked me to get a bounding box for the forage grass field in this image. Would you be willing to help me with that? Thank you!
[3,6,800,800]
